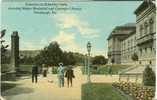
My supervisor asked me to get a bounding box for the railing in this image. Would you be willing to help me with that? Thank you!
[137,33,154,45]
[107,51,121,56]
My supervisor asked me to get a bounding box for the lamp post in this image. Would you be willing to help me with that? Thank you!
[84,54,87,75]
[87,41,91,83]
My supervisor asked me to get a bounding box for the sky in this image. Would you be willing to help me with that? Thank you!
[1,1,142,57]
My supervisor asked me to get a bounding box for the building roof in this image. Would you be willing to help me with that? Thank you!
[121,30,136,41]
[134,0,155,15]
[107,23,136,40]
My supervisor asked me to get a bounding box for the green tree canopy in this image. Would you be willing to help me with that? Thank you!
[92,55,108,65]
[34,41,82,66]
[1,29,9,64]
[143,65,155,86]
[35,41,63,66]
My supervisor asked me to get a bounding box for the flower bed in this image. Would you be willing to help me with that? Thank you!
[112,82,155,100]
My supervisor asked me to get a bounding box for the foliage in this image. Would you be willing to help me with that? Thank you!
[19,56,35,64]
[113,82,155,100]
[62,51,76,66]
[51,67,58,74]
[131,53,138,61]
[82,64,131,75]
[143,65,155,86]
[34,41,84,66]
[92,55,108,65]
[82,83,126,100]
[34,42,63,66]
[1,29,9,64]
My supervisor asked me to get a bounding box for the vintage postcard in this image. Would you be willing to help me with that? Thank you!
[1,0,156,100]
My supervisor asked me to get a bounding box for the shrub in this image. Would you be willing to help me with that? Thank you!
[52,67,58,74]
[143,65,155,86]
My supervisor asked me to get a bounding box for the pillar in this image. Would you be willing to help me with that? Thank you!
[11,31,19,72]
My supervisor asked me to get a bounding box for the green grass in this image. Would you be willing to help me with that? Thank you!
[1,82,18,92]
[82,64,131,75]
[19,64,33,73]
[82,83,127,100]
[1,64,34,73]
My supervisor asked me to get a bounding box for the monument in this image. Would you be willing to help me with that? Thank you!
[11,31,19,72]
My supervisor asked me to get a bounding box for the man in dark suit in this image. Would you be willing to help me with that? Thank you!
[65,66,75,87]
[32,65,38,83]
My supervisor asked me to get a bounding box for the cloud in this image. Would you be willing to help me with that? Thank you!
[52,31,84,53]
[54,14,99,38]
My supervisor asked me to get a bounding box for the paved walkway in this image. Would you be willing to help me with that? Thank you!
[2,66,119,100]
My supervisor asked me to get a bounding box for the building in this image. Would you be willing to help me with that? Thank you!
[107,23,136,64]
[134,0,156,65]
[107,0,156,66]
[121,30,137,64]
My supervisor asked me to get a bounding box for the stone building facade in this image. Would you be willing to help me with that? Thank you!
[135,0,156,66]
[107,23,136,64]
[107,0,156,66]
[121,31,137,64]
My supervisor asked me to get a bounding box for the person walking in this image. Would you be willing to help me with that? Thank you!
[57,63,64,88]
[32,65,38,83]
[42,64,48,77]
[65,66,75,87]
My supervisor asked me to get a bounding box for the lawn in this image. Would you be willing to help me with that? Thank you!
[19,64,33,73]
[82,64,131,75]
[81,83,127,100]
[1,82,19,92]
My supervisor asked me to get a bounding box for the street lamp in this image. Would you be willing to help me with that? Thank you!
[87,41,91,83]
[84,54,87,75]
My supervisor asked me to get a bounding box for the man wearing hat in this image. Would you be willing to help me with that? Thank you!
[32,64,38,83]
[65,65,75,87]
[57,63,64,87]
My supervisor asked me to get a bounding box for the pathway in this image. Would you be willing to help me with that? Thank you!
[1,66,119,100]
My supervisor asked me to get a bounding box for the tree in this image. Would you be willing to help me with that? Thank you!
[62,51,76,66]
[131,53,138,62]
[1,29,9,64]
[131,53,138,65]
[35,41,63,66]
[34,42,84,66]
[143,65,155,86]
[92,55,108,65]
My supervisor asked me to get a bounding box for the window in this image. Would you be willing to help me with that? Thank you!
[145,48,147,53]
[140,49,142,56]
[150,46,153,51]
[149,18,154,34]
[144,22,148,34]
[149,61,152,65]
[139,61,142,64]
[140,25,143,37]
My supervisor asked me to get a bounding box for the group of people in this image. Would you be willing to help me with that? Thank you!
[57,63,75,88]
[31,63,75,88]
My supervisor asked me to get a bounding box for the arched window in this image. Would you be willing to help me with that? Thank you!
[144,22,148,34]
[140,25,143,37]
[149,18,154,34]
